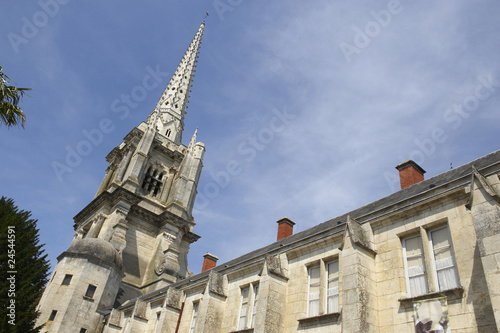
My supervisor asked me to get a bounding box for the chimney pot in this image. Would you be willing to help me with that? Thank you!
[396,160,426,189]
[201,253,218,272]
[277,217,295,241]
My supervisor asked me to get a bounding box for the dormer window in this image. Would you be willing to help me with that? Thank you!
[141,166,164,197]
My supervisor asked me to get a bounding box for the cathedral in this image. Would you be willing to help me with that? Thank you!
[36,21,500,333]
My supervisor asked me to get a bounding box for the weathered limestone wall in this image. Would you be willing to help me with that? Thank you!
[121,217,157,286]
[469,172,500,331]
[195,272,226,332]
[37,255,121,333]
[341,229,377,333]
[283,238,342,333]
[372,188,496,332]
[257,255,288,333]
[220,265,262,331]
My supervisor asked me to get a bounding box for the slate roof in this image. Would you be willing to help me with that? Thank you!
[119,149,500,308]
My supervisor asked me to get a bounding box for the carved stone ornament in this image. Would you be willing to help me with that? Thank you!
[155,258,167,275]
[154,257,180,276]
[165,288,182,310]
[207,271,226,297]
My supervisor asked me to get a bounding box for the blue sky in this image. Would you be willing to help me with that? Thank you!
[1,0,499,275]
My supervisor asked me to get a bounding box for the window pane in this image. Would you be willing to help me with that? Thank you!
[327,294,339,313]
[49,310,57,321]
[309,266,320,283]
[407,255,425,270]
[433,246,452,261]
[85,285,96,298]
[238,317,247,330]
[409,275,428,296]
[309,284,320,297]
[431,228,450,249]
[327,261,339,280]
[405,236,423,257]
[309,300,320,317]
[241,287,249,302]
[62,274,72,286]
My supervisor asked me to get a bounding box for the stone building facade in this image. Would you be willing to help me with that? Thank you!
[36,21,500,333]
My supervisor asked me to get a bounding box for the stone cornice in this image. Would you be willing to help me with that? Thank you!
[73,187,140,228]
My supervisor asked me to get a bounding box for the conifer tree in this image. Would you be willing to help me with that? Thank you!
[0,197,50,333]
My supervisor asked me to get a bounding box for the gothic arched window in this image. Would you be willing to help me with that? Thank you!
[141,166,164,197]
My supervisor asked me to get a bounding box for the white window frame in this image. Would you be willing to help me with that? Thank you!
[250,284,259,328]
[153,311,161,333]
[326,260,339,314]
[189,302,199,333]
[237,283,259,330]
[307,265,321,317]
[402,234,428,297]
[402,225,459,297]
[428,226,460,292]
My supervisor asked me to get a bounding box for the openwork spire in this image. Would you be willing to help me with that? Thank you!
[147,22,205,144]
[188,128,198,150]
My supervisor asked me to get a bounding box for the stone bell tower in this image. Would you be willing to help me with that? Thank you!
[36,22,206,333]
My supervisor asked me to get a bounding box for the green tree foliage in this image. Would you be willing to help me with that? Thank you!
[0,197,50,333]
[0,67,31,128]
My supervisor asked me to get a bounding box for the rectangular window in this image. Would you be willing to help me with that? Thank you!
[189,302,199,333]
[250,285,259,328]
[238,287,250,330]
[402,235,428,297]
[402,226,459,297]
[237,283,259,330]
[153,312,161,333]
[326,261,339,313]
[79,329,87,333]
[61,274,73,286]
[307,265,320,317]
[48,310,57,321]
[85,285,96,299]
[428,227,459,291]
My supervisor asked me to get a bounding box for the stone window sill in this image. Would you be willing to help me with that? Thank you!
[398,287,464,307]
[83,296,94,302]
[298,312,340,326]
[230,328,254,333]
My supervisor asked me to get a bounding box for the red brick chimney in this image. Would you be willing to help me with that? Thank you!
[201,253,218,272]
[277,217,295,241]
[396,160,426,190]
